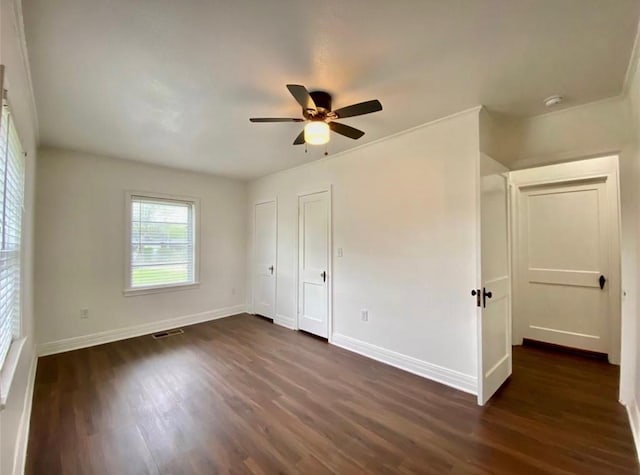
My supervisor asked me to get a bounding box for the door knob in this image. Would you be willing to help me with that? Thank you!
[471,289,481,307]
[482,287,492,308]
[321,271,327,282]
[599,275,606,290]
[268,265,274,274]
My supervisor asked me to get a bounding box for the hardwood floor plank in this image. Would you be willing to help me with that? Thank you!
[25,314,638,474]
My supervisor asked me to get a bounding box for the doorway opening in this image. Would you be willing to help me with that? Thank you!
[478,154,623,405]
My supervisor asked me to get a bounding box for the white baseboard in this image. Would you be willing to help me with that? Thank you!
[626,398,640,462]
[274,314,296,330]
[37,304,246,356]
[331,333,477,395]
[12,350,37,475]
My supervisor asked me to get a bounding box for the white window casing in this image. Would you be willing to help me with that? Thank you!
[0,69,28,408]
[124,192,200,296]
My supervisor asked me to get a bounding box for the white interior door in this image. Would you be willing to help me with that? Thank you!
[298,191,330,338]
[516,179,610,354]
[477,154,511,405]
[253,200,277,319]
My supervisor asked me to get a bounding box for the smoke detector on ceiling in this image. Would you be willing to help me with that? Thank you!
[543,95,563,107]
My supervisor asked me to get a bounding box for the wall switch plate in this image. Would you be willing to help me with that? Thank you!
[337,248,343,257]
[361,309,368,322]
[80,308,89,319]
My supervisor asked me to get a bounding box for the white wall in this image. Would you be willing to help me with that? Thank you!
[35,148,247,348]
[0,0,39,473]
[484,96,631,169]
[248,108,482,392]
[625,31,640,451]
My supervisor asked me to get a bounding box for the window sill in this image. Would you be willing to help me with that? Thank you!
[0,336,27,410]
[123,282,200,297]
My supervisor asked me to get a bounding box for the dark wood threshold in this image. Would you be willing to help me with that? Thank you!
[252,313,274,323]
[522,338,609,361]
[298,329,328,342]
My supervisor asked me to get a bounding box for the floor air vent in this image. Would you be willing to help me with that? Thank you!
[152,328,184,339]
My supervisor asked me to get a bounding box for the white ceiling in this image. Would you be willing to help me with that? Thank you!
[23,0,640,179]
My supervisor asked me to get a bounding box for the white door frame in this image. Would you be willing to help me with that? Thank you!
[252,198,278,317]
[296,186,333,341]
[509,155,622,365]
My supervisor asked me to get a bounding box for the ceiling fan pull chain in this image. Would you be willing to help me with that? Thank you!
[324,144,328,156]
[305,143,308,153]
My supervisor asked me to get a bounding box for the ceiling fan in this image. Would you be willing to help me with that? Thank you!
[250,84,383,146]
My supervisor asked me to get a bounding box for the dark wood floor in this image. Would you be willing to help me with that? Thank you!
[26,314,638,474]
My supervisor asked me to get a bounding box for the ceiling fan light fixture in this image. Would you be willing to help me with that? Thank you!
[304,121,330,145]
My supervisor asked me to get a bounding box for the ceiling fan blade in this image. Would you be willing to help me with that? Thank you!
[293,130,306,145]
[333,99,382,119]
[329,121,365,140]
[286,84,317,112]
[250,118,305,122]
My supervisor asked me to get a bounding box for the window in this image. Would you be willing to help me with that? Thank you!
[125,194,198,294]
[0,99,25,369]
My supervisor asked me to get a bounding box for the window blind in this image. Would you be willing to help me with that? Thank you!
[0,101,24,368]
[130,196,195,289]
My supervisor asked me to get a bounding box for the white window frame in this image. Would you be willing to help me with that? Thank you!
[124,191,200,296]
[0,65,28,409]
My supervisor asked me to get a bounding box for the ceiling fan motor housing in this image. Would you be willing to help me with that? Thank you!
[305,91,332,119]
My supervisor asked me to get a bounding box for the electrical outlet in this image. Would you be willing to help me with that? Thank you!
[361,309,368,322]
[80,308,89,319]
[337,248,343,257]
[231,288,237,295]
